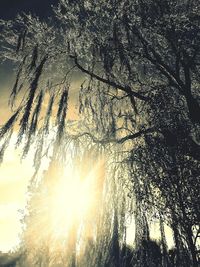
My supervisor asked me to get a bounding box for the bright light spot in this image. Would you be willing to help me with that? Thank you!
[24,157,105,254]
[0,134,35,252]
[49,167,94,238]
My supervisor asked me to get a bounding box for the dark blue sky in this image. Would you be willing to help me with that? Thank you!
[0,0,59,20]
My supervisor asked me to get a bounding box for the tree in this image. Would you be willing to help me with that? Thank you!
[0,0,200,266]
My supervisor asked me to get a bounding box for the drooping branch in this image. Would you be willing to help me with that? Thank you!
[69,127,155,145]
[70,55,149,102]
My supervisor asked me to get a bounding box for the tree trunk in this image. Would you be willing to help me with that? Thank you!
[110,207,120,267]
[185,226,198,267]
[185,93,200,124]
[171,222,182,267]
[159,214,169,267]
[69,221,77,267]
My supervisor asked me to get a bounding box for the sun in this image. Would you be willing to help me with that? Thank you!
[49,166,94,238]
[23,155,106,253]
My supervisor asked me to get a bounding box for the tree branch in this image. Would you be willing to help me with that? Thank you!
[69,127,155,145]
[70,55,149,101]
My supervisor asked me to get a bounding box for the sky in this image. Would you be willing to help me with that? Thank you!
[0,139,35,252]
[0,0,59,20]
[0,0,59,253]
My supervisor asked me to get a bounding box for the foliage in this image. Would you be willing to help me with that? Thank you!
[0,0,200,266]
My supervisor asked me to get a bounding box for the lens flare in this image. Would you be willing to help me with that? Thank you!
[24,156,105,256]
[49,168,94,238]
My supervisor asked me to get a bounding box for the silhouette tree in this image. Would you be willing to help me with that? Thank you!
[0,0,200,266]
